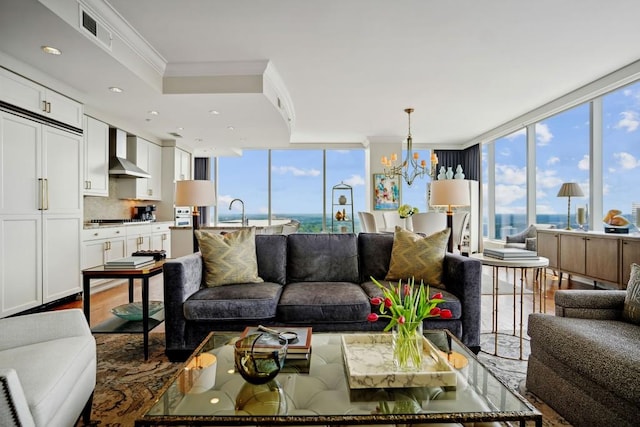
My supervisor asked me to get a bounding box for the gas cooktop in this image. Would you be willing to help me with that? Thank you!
[88,219,153,225]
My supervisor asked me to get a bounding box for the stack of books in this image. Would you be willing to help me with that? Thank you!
[104,256,156,269]
[240,326,312,360]
[483,248,538,260]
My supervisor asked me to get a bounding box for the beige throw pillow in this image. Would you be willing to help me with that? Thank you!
[195,227,263,287]
[385,226,450,288]
[623,263,640,325]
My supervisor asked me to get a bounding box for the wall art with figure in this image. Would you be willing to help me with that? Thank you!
[373,173,400,210]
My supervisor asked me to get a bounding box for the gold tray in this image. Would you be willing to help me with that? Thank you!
[340,333,457,389]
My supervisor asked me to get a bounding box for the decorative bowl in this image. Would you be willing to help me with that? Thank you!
[234,333,288,384]
[111,301,164,321]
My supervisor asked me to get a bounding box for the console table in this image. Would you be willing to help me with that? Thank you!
[537,229,640,289]
[81,261,165,360]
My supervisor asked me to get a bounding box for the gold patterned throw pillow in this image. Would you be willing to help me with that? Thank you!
[195,227,263,287]
[623,263,640,325]
[385,226,450,288]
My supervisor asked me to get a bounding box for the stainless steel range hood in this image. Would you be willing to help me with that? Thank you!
[108,128,151,179]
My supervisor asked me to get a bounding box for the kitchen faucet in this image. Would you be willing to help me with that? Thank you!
[229,198,248,226]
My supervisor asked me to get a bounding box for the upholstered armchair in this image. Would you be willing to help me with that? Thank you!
[0,309,96,427]
[505,223,556,252]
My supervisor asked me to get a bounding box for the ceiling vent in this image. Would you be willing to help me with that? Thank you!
[80,8,112,50]
[168,132,183,138]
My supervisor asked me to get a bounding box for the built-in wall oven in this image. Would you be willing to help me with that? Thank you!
[174,207,192,227]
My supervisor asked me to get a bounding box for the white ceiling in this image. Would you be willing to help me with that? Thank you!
[2,0,640,156]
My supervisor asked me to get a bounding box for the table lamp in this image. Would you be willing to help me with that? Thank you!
[175,180,216,252]
[430,179,470,252]
[556,182,584,230]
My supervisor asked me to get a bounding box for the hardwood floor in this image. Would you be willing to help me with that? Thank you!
[54,266,592,337]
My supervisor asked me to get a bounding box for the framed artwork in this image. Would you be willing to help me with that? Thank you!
[373,173,400,210]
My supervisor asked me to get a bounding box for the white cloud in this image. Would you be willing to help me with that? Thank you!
[615,111,639,132]
[271,165,321,177]
[547,156,560,166]
[506,129,526,140]
[614,151,640,169]
[578,155,589,170]
[535,123,553,146]
[503,123,553,146]
[536,168,564,190]
[217,194,235,208]
[343,174,365,187]
[608,167,616,173]
[535,204,555,214]
[495,164,526,185]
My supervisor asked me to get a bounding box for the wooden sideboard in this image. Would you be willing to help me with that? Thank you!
[537,229,640,289]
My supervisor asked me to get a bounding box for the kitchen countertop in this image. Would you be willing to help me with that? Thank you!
[83,220,173,229]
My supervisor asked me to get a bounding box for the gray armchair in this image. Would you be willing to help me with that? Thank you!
[505,223,555,252]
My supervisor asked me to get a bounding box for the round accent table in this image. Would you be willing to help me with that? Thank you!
[470,253,549,360]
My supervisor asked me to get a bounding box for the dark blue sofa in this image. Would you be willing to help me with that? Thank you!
[163,232,482,361]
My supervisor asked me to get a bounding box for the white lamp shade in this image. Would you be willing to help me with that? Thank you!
[175,180,216,207]
[430,179,470,207]
[557,182,584,197]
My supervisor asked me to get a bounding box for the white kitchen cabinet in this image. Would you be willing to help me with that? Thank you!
[81,227,126,289]
[175,148,192,181]
[83,116,109,196]
[117,137,162,200]
[0,68,83,129]
[0,111,83,316]
[125,224,152,255]
[150,222,172,257]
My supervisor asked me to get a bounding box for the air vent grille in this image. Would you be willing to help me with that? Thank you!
[79,8,112,50]
[82,11,97,36]
[168,132,183,138]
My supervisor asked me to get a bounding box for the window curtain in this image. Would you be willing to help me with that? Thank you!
[194,157,210,227]
[434,144,480,181]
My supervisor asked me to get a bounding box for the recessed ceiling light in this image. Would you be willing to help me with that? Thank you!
[41,45,61,55]
[227,126,235,131]
[108,86,123,93]
[209,110,220,115]
[177,127,184,131]
[148,110,159,116]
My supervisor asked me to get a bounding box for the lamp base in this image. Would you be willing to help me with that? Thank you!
[446,211,454,253]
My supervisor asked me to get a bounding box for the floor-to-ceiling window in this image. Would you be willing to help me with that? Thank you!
[535,104,590,229]
[271,150,324,231]
[214,148,365,232]
[602,80,640,226]
[216,150,269,223]
[493,128,527,239]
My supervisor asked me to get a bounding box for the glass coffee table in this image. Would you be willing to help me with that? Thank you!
[136,330,541,426]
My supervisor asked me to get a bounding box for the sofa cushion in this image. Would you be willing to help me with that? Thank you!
[358,233,395,281]
[277,282,370,323]
[360,279,462,320]
[196,227,263,287]
[183,282,282,320]
[623,262,640,325]
[287,233,359,283]
[528,314,640,404]
[385,227,450,288]
[256,234,287,285]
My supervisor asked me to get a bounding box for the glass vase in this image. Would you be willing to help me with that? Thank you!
[392,322,423,371]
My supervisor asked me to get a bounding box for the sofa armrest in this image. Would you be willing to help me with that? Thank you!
[0,309,90,352]
[163,253,204,359]
[0,368,35,427]
[442,253,482,351]
[554,289,626,320]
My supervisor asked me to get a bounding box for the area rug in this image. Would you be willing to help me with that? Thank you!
[478,333,572,426]
[83,333,571,426]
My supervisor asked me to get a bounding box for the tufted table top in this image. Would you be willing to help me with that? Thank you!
[136,330,541,426]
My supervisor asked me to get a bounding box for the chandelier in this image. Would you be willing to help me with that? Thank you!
[381,108,438,186]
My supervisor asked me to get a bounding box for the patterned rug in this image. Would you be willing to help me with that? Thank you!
[81,332,571,426]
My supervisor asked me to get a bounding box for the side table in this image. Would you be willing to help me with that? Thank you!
[81,261,165,360]
[470,253,549,360]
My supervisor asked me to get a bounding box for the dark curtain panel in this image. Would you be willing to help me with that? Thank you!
[434,144,480,181]
[194,157,211,227]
